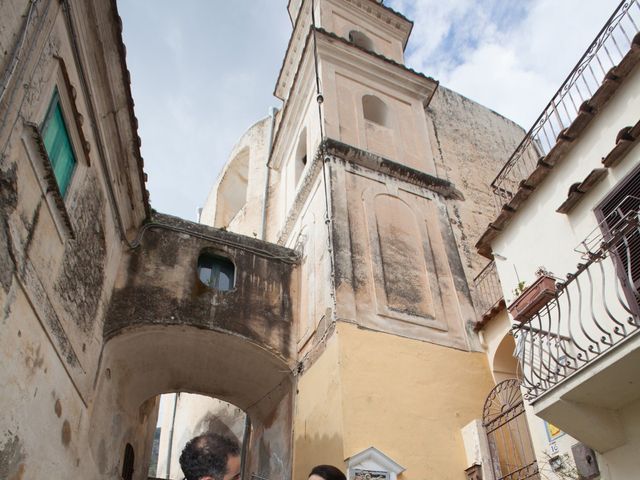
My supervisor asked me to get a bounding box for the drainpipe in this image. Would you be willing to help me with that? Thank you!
[166,392,180,478]
[260,107,278,240]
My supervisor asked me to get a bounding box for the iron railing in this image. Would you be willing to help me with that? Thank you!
[474,261,504,319]
[513,210,640,400]
[491,0,640,213]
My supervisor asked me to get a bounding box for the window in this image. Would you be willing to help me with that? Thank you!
[349,30,374,52]
[363,95,390,127]
[42,89,76,197]
[596,164,640,301]
[294,127,307,184]
[197,253,235,291]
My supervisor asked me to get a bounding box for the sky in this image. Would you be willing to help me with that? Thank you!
[118,0,621,221]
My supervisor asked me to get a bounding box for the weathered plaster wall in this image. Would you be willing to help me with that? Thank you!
[338,322,495,480]
[293,330,345,479]
[425,86,526,282]
[326,142,478,351]
[0,0,146,477]
[91,214,298,479]
[292,322,495,480]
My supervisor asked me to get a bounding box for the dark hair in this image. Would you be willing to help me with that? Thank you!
[309,464,347,480]
[179,433,240,480]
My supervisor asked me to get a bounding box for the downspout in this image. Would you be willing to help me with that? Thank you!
[260,107,278,240]
[166,392,180,478]
[239,414,252,480]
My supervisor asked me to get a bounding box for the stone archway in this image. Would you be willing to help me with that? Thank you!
[89,325,293,480]
[87,215,299,479]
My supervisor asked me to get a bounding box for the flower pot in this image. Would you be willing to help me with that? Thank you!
[508,275,556,323]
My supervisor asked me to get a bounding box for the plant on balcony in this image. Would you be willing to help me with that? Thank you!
[508,272,557,323]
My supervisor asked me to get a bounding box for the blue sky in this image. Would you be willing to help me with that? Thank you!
[118,0,620,220]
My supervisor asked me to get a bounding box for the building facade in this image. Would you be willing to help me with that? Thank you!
[474,1,640,479]
[3,0,638,479]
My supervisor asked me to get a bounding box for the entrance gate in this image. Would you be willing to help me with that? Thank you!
[482,379,539,480]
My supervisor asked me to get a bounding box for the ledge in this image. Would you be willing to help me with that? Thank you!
[324,138,462,200]
[556,168,608,214]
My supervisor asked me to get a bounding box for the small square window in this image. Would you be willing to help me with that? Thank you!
[197,253,235,291]
[42,89,76,197]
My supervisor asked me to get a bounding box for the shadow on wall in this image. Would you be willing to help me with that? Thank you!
[294,432,345,480]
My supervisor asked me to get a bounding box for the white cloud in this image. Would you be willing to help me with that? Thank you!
[388,0,621,127]
[119,0,624,219]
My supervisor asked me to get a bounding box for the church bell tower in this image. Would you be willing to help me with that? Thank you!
[264,1,494,478]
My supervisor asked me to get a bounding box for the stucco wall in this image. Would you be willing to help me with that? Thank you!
[425,86,526,283]
[0,0,147,478]
[293,322,495,480]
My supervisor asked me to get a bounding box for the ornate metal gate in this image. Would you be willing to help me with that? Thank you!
[483,379,539,480]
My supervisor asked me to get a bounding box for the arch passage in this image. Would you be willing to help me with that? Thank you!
[482,379,539,480]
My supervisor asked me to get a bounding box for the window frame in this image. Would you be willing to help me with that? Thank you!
[197,252,236,292]
[21,56,90,241]
[41,87,78,198]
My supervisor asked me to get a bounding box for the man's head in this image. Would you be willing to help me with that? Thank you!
[179,433,241,480]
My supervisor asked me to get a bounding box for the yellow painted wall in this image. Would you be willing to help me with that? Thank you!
[293,323,495,480]
[338,323,494,480]
[293,332,346,479]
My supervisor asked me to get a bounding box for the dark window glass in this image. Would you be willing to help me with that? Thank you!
[198,253,235,291]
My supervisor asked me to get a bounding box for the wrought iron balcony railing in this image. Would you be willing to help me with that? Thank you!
[491,0,640,213]
[473,261,504,322]
[513,209,640,400]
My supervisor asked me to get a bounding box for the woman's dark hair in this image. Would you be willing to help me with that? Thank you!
[179,433,240,480]
[309,464,347,480]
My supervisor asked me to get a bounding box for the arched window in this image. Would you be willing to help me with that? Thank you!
[122,443,135,480]
[362,95,390,127]
[214,147,250,227]
[294,128,307,184]
[349,30,374,52]
[197,253,235,291]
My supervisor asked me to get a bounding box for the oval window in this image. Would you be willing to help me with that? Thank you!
[197,253,235,291]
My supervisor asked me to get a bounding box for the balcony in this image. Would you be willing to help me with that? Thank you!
[512,209,640,451]
[473,261,505,328]
[490,1,640,215]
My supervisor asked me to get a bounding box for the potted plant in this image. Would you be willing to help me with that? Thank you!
[508,269,557,323]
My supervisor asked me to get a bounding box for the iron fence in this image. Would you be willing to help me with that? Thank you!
[513,209,640,400]
[491,0,640,213]
[474,261,504,319]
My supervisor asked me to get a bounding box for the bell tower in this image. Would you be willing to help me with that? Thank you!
[263,1,495,478]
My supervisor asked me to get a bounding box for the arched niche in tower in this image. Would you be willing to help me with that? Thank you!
[349,30,375,52]
[294,127,308,185]
[214,147,250,227]
[362,94,395,160]
[363,94,390,128]
[373,194,435,319]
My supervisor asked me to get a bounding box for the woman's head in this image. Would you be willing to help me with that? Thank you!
[309,465,347,480]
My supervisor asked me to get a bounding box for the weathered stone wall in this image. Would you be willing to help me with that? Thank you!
[105,213,297,360]
[92,213,298,479]
[0,0,147,477]
[425,86,526,281]
[324,140,479,351]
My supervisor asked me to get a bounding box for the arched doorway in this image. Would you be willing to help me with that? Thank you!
[88,325,294,480]
[482,379,539,480]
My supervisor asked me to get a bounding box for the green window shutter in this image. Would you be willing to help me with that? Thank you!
[42,92,76,197]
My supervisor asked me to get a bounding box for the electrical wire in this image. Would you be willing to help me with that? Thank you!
[129,220,299,264]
